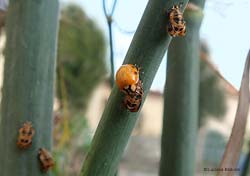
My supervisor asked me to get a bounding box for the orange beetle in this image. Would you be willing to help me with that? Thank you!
[116,64,140,90]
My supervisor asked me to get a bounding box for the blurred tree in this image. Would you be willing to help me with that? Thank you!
[203,130,227,166]
[53,5,107,175]
[57,4,107,111]
[199,42,226,127]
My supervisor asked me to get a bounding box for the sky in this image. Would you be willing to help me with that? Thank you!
[61,0,250,92]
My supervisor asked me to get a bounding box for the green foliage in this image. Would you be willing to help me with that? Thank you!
[52,5,106,175]
[57,4,107,110]
[199,44,226,127]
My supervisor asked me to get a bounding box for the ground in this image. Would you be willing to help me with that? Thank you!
[119,136,160,176]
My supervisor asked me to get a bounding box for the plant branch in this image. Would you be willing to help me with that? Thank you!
[103,0,117,87]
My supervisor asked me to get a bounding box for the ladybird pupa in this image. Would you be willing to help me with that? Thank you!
[38,148,55,172]
[17,121,35,149]
[167,3,186,37]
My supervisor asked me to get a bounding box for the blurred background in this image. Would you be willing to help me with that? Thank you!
[0,0,250,175]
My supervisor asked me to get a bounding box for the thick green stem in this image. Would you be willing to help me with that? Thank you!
[80,0,188,175]
[159,2,204,176]
[0,0,59,176]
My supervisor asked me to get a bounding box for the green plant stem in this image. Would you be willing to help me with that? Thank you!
[80,0,189,175]
[103,0,117,87]
[0,0,59,176]
[159,1,205,176]
[108,19,115,87]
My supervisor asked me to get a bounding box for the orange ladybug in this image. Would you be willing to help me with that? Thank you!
[116,64,140,90]
[38,148,55,172]
[17,121,35,149]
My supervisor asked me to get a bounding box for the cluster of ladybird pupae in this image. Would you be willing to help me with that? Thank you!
[116,64,144,112]
[17,121,54,172]
[167,3,186,37]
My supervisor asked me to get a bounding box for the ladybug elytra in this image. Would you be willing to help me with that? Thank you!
[115,64,140,90]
